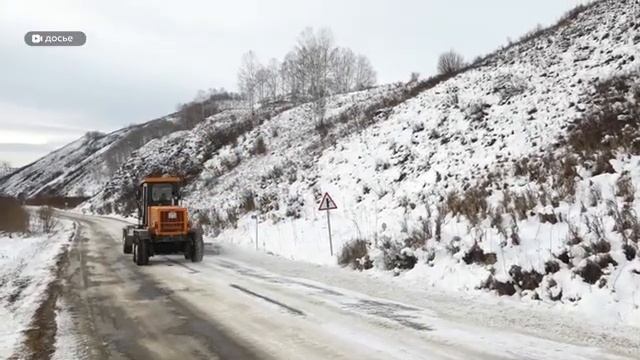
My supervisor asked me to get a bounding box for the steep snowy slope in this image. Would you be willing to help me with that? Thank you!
[86,84,410,214]
[166,0,639,324]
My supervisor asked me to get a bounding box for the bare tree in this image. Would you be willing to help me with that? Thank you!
[236,27,378,107]
[254,66,270,103]
[238,51,261,110]
[265,58,281,100]
[294,27,336,102]
[438,50,466,75]
[331,47,356,93]
[353,55,377,90]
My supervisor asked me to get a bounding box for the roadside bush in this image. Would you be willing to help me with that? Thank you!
[463,243,497,266]
[38,206,57,234]
[0,197,30,233]
[623,244,637,261]
[509,265,543,291]
[240,189,256,212]
[405,217,432,249]
[379,239,417,270]
[481,276,516,296]
[544,260,561,274]
[575,260,603,285]
[226,208,239,228]
[338,239,372,270]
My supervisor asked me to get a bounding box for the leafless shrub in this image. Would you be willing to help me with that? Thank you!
[463,243,497,266]
[513,157,530,177]
[575,260,602,285]
[258,191,280,214]
[567,77,640,169]
[437,50,466,75]
[262,165,284,182]
[510,216,521,246]
[240,189,256,212]
[608,200,640,245]
[38,206,57,234]
[490,207,507,240]
[434,204,446,242]
[567,221,583,245]
[464,100,490,123]
[555,155,578,198]
[252,135,267,155]
[226,208,239,228]
[0,197,30,233]
[481,276,516,296]
[509,265,543,291]
[493,73,528,102]
[584,214,606,241]
[196,210,212,226]
[513,191,536,221]
[501,189,513,210]
[459,186,489,226]
[338,239,372,270]
[588,183,602,207]
[616,171,635,203]
[406,217,432,249]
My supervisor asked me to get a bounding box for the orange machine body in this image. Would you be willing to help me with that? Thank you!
[148,206,189,236]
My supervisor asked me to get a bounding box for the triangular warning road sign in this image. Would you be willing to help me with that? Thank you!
[318,192,338,211]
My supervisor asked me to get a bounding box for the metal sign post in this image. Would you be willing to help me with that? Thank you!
[318,192,338,256]
[251,214,258,251]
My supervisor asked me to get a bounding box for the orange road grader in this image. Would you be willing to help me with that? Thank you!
[122,176,203,265]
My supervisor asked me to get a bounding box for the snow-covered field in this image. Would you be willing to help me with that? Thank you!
[0,220,75,358]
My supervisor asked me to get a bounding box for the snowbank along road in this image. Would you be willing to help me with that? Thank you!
[53,211,636,360]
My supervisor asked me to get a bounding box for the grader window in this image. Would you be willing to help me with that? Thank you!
[150,184,174,205]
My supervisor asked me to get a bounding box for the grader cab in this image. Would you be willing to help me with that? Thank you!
[122,177,203,265]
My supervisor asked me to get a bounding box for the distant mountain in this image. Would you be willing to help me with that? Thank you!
[0,93,239,198]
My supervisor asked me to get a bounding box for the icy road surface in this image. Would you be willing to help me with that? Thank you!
[54,212,636,360]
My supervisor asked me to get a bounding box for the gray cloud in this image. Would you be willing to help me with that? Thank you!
[0,142,60,153]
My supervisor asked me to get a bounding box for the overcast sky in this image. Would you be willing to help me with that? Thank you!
[0,0,585,167]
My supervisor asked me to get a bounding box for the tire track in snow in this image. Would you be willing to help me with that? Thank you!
[230,283,305,316]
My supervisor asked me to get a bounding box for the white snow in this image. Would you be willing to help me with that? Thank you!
[0,220,75,358]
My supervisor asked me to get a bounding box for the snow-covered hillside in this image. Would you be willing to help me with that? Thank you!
[168,0,638,324]
[0,165,14,178]
[0,116,181,198]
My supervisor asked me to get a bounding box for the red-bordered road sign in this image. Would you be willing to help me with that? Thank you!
[318,192,338,211]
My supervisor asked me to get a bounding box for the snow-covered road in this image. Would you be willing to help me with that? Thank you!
[54,212,637,360]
